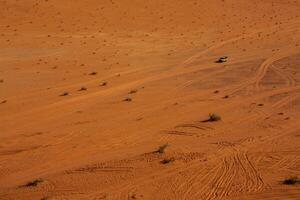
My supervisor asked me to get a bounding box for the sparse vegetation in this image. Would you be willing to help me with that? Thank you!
[129,90,138,94]
[23,178,43,187]
[160,157,175,164]
[60,92,69,96]
[156,144,169,154]
[123,97,132,102]
[202,113,221,122]
[78,87,87,91]
[100,82,107,86]
[130,194,136,199]
[282,176,299,185]
[89,72,97,75]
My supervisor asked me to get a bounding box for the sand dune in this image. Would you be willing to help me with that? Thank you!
[0,0,300,199]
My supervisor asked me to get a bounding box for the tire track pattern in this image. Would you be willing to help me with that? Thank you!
[178,149,266,200]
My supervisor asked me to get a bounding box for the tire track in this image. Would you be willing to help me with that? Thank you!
[153,142,267,200]
[208,151,264,199]
[270,64,296,88]
[226,52,297,96]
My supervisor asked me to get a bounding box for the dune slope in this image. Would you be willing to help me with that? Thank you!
[0,0,300,199]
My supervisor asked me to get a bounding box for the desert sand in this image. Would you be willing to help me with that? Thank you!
[0,0,300,199]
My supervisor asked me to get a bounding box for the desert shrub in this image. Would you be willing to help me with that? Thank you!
[100,82,107,86]
[23,178,43,187]
[282,177,299,185]
[60,92,69,96]
[157,144,169,154]
[160,157,175,164]
[123,97,132,102]
[202,113,221,122]
[78,87,87,91]
[89,72,97,75]
[129,90,138,94]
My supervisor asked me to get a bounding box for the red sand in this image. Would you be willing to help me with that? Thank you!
[0,0,300,199]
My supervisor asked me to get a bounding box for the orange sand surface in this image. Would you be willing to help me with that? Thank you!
[0,0,300,199]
